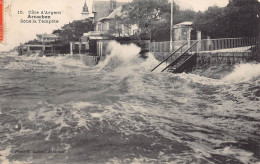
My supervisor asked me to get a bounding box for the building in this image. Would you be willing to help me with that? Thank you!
[81,0,90,20]
[81,0,96,21]
[80,0,137,45]
[36,33,60,43]
[109,0,117,14]
[173,21,209,41]
[79,0,137,36]
[172,21,211,51]
[95,7,138,37]
[75,0,138,56]
[80,0,125,23]
[93,0,138,37]
[19,34,57,56]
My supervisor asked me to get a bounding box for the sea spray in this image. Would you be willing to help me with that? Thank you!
[97,41,160,73]
[98,41,141,70]
[223,63,260,83]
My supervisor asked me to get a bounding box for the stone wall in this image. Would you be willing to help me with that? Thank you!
[72,54,106,66]
[173,27,191,41]
[196,52,254,67]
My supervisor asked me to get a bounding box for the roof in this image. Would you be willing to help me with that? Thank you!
[21,44,53,47]
[82,1,89,13]
[107,7,122,19]
[98,7,122,22]
[93,1,126,22]
[83,31,108,37]
[36,33,59,38]
[174,21,193,28]
[81,35,110,40]
[89,36,107,40]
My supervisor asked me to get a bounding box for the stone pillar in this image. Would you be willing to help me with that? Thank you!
[207,35,211,51]
[27,46,30,55]
[70,42,73,55]
[96,42,99,56]
[79,43,81,55]
[187,27,192,41]
[42,46,45,54]
[100,42,103,57]
[197,30,202,51]
[187,27,192,48]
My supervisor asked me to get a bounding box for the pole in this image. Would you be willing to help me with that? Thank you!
[70,42,73,55]
[170,0,173,52]
[257,14,260,61]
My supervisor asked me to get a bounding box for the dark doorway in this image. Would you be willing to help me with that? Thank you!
[191,30,197,40]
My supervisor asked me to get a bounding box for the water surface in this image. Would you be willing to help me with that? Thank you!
[0,42,259,163]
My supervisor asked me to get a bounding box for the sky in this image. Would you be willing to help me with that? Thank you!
[0,0,243,51]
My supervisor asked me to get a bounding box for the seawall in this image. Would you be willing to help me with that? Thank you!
[193,52,255,79]
[71,54,106,66]
[196,51,254,66]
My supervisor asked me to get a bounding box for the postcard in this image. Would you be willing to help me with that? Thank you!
[0,0,259,163]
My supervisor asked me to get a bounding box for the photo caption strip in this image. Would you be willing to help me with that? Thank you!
[0,0,3,42]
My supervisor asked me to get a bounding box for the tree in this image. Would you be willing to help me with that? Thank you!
[52,20,94,43]
[173,9,197,25]
[122,0,199,41]
[109,16,123,37]
[193,0,260,38]
[122,0,178,40]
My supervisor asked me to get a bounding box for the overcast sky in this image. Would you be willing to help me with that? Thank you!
[0,0,253,51]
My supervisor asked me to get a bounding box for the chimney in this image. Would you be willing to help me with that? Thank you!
[109,0,117,14]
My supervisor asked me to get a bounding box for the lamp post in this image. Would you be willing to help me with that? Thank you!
[170,0,173,52]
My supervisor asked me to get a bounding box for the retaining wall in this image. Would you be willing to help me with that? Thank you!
[196,52,254,67]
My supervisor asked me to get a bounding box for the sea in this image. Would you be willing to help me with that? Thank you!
[0,42,259,164]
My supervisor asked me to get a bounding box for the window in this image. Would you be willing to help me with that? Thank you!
[97,23,101,31]
[101,23,104,31]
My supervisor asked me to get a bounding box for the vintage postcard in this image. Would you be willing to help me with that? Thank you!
[0,0,259,163]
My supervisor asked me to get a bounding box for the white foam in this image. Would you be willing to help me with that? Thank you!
[4,54,90,74]
[98,41,141,68]
[72,102,93,110]
[218,147,254,164]
[44,130,52,141]
[90,113,102,119]
[97,41,161,76]
[223,63,260,83]
[0,146,11,164]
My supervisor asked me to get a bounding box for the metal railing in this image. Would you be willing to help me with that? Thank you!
[151,42,187,72]
[150,37,257,53]
[161,41,199,72]
[95,37,257,62]
[150,40,188,52]
[197,37,257,52]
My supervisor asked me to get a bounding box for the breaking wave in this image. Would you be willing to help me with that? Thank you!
[223,63,260,83]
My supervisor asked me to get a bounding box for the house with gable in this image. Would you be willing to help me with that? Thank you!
[77,0,138,55]
[81,0,138,41]
[95,6,138,37]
